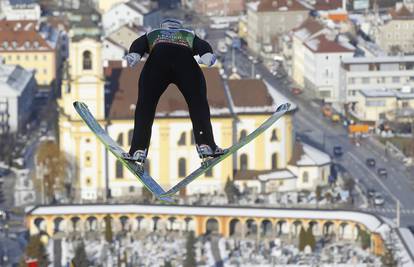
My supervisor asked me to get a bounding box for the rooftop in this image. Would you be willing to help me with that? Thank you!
[289,141,330,166]
[0,64,34,95]
[0,20,59,51]
[293,17,325,41]
[304,34,355,53]
[359,88,414,99]
[342,55,414,64]
[390,5,414,20]
[247,0,309,12]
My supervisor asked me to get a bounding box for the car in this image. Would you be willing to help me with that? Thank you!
[333,146,343,157]
[374,194,385,206]
[367,188,376,198]
[377,168,387,178]
[366,158,376,168]
[291,87,303,95]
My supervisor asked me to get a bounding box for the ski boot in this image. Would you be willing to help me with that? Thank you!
[196,144,228,167]
[122,149,147,172]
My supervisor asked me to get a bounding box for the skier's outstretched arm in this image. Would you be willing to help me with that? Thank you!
[193,35,216,67]
[124,34,149,67]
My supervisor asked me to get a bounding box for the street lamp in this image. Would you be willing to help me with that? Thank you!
[249,56,258,78]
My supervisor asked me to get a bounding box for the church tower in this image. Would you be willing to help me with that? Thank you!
[57,4,106,201]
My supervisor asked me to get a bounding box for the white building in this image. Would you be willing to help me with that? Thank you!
[340,56,414,107]
[102,24,146,61]
[303,34,355,103]
[102,0,160,34]
[14,169,36,206]
[0,64,36,133]
[0,0,41,21]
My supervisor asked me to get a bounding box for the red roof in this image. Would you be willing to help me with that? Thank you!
[256,0,309,12]
[312,0,342,11]
[304,34,354,53]
[390,5,414,20]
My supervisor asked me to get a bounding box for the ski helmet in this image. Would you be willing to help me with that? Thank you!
[160,18,183,29]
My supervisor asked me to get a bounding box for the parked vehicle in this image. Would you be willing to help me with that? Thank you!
[366,158,376,168]
[217,40,228,53]
[374,193,385,206]
[377,168,388,178]
[367,188,376,198]
[333,146,343,157]
[291,87,303,95]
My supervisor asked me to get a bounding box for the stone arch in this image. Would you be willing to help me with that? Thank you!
[134,216,151,232]
[308,221,320,236]
[151,216,161,231]
[53,217,65,233]
[275,220,288,236]
[120,216,130,231]
[205,218,219,234]
[240,154,248,170]
[339,222,352,239]
[245,219,258,237]
[323,221,335,236]
[229,218,242,237]
[101,215,114,233]
[70,216,82,232]
[167,216,177,231]
[85,216,98,232]
[260,219,273,237]
[291,220,302,237]
[353,224,361,240]
[184,217,195,232]
[34,217,46,233]
[178,158,186,177]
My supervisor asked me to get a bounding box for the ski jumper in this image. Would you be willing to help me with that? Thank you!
[128,29,218,155]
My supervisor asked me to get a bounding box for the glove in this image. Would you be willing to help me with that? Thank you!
[123,53,141,67]
[198,53,216,67]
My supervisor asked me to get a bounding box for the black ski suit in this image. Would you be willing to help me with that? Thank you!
[128,29,217,154]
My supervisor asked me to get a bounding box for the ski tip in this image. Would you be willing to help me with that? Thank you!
[276,103,291,113]
[73,101,80,108]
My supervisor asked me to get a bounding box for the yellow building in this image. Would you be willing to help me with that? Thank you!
[0,20,60,87]
[58,30,333,202]
[354,88,414,123]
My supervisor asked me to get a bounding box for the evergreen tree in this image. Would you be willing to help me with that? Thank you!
[72,242,89,267]
[382,247,398,267]
[164,260,173,267]
[315,186,322,202]
[298,227,306,251]
[306,227,316,251]
[183,231,196,267]
[24,235,49,267]
[358,229,371,250]
[104,215,113,243]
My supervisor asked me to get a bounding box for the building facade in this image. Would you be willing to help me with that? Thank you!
[192,0,245,16]
[246,0,309,54]
[0,63,36,132]
[340,56,414,107]
[0,20,60,87]
[373,4,414,54]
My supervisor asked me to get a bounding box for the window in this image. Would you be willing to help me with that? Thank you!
[43,68,47,74]
[392,76,400,83]
[366,100,385,107]
[144,159,150,174]
[128,129,134,145]
[85,138,90,143]
[190,132,195,145]
[86,177,91,185]
[117,133,124,146]
[129,186,135,192]
[43,55,47,60]
[239,130,247,141]
[402,101,409,108]
[83,50,92,70]
[240,154,248,170]
[178,132,186,145]
[34,55,38,60]
[25,55,29,60]
[348,78,355,84]
[178,158,186,177]
[303,171,309,183]
[271,153,278,170]
[362,77,369,84]
[116,160,123,178]
[16,55,20,60]
[85,152,92,167]
[271,129,278,141]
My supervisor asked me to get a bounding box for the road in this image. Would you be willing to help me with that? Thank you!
[206,28,414,226]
